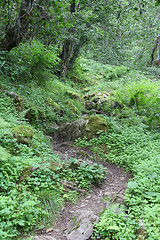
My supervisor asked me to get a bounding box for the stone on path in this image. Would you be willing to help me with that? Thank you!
[55,115,109,142]
[64,210,99,240]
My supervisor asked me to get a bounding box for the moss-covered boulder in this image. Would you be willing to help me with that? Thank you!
[66,90,83,101]
[55,115,109,142]
[12,125,34,145]
[84,91,110,111]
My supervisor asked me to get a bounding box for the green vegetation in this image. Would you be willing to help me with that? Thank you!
[0,77,106,239]
[1,47,160,238]
[0,1,160,238]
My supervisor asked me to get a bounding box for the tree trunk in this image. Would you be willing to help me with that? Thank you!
[0,0,34,52]
[59,39,75,77]
[151,35,160,66]
[59,0,88,76]
[68,35,87,72]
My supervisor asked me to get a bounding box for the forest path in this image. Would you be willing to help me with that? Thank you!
[33,140,131,240]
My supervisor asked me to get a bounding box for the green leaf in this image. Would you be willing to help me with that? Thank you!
[128,181,138,189]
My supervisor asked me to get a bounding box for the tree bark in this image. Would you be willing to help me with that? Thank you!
[68,35,87,71]
[59,0,87,76]
[151,35,160,66]
[0,0,34,52]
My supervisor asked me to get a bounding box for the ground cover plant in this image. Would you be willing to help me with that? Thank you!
[75,118,160,239]
[0,91,107,239]
[1,46,160,239]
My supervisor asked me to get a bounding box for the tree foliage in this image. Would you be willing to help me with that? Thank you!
[0,0,160,73]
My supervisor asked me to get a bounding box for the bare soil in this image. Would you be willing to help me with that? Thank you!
[33,140,131,240]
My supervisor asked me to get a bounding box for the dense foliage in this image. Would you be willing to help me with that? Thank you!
[0,0,160,239]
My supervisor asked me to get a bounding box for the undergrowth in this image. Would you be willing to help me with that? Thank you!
[1,44,160,239]
[75,120,160,239]
[0,92,106,239]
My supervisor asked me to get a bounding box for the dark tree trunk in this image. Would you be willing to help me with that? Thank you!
[59,39,75,77]
[68,35,87,71]
[0,0,34,52]
[59,36,87,76]
[59,0,87,76]
[151,35,160,66]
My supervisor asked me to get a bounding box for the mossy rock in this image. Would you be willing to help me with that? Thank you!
[12,125,34,145]
[55,115,109,142]
[66,90,82,101]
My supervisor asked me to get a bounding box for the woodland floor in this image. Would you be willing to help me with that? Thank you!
[33,139,131,240]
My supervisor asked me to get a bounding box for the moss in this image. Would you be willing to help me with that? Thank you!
[12,125,34,145]
[84,115,109,139]
[66,90,82,101]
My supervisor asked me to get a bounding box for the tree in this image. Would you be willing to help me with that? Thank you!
[0,0,34,51]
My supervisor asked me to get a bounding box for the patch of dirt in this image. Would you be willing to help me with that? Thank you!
[33,140,131,240]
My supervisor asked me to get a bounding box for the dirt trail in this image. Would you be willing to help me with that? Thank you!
[33,140,131,240]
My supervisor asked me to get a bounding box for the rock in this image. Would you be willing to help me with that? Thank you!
[83,91,110,112]
[64,210,99,240]
[66,90,83,101]
[55,115,109,142]
[12,125,34,145]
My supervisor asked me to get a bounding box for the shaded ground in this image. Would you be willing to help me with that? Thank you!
[33,140,131,240]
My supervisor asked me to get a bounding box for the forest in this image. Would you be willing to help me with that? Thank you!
[0,0,160,239]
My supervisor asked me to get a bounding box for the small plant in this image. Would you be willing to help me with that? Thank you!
[92,207,137,239]
[59,158,107,189]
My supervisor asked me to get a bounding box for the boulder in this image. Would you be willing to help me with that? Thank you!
[12,125,34,145]
[83,91,110,111]
[55,115,109,142]
[64,210,99,240]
